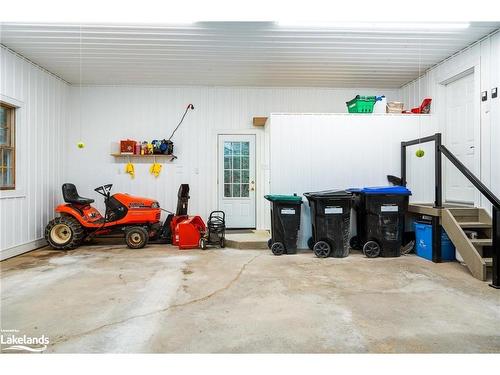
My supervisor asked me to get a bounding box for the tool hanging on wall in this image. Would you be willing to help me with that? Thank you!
[150,162,162,177]
[159,104,194,155]
[168,104,194,141]
[125,159,135,179]
[150,156,162,177]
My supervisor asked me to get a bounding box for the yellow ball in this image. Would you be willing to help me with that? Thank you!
[77,141,85,149]
[416,149,425,158]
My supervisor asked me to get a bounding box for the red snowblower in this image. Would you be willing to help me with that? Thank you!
[152,184,207,249]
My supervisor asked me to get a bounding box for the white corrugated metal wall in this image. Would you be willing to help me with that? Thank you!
[400,30,500,212]
[64,86,400,231]
[0,46,69,259]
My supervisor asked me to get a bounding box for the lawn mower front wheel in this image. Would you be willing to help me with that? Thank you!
[125,227,149,249]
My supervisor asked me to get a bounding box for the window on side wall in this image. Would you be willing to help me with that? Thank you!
[0,102,15,190]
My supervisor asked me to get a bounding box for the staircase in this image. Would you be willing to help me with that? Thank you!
[402,133,499,288]
[441,207,493,281]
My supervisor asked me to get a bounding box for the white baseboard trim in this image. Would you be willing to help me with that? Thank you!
[1,239,47,261]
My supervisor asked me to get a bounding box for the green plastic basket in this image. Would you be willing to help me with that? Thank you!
[346,95,377,113]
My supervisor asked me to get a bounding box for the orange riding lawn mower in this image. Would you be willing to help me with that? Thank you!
[44,183,225,251]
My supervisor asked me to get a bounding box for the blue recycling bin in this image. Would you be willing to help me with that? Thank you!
[414,221,456,261]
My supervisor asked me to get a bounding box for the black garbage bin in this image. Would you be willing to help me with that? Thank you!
[264,194,303,256]
[304,190,352,258]
[349,186,411,258]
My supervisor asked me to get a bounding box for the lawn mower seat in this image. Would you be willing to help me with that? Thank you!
[62,183,95,205]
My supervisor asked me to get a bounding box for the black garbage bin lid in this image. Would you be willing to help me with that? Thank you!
[303,190,352,200]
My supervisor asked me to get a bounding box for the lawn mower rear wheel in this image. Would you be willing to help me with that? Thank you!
[45,216,85,250]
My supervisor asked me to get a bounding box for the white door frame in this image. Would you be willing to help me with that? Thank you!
[439,65,482,206]
[215,130,261,229]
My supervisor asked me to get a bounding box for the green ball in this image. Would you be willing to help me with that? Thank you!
[77,141,85,149]
[416,149,425,158]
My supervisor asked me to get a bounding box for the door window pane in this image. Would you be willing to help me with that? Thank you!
[224,184,232,197]
[224,156,232,169]
[224,142,232,155]
[233,184,241,197]
[224,170,231,183]
[241,142,249,155]
[232,156,241,169]
[233,170,241,183]
[233,142,241,155]
[241,156,249,169]
[241,170,249,183]
[241,184,249,197]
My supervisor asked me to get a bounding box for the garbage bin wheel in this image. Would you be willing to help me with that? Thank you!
[267,238,273,249]
[363,240,381,258]
[313,240,331,258]
[349,235,361,250]
[307,237,314,250]
[271,242,285,256]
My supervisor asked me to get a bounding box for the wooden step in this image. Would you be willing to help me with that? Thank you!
[470,238,493,247]
[448,207,479,216]
[458,222,492,229]
[484,258,492,267]
[442,209,488,281]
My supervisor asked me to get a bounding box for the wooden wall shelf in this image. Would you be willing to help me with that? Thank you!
[111,153,177,160]
[253,117,268,126]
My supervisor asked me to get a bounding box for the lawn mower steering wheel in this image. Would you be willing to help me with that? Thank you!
[94,184,113,198]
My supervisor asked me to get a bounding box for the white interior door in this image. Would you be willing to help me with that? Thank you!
[218,134,256,228]
[445,73,476,205]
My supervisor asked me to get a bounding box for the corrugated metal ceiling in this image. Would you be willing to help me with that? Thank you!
[1,22,499,88]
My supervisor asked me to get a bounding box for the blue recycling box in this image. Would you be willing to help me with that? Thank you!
[414,221,456,261]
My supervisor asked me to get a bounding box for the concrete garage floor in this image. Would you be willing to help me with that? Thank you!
[1,244,500,353]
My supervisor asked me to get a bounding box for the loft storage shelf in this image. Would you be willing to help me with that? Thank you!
[111,153,177,160]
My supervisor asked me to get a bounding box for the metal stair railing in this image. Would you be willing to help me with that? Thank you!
[401,133,500,289]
